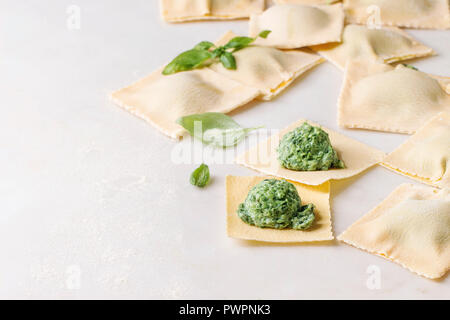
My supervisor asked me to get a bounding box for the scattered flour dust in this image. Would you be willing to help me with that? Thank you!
[24,137,187,298]
[95,175,148,203]
[26,203,187,297]
[25,178,186,298]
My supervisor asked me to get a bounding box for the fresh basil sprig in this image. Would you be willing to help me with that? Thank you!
[177,112,263,148]
[162,31,271,75]
[190,163,210,188]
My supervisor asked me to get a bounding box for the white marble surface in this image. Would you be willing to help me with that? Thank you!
[1,1,449,299]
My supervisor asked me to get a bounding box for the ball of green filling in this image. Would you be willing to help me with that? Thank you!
[237,179,315,230]
[277,122,345,171]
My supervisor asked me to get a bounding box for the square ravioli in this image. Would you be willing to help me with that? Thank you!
[382,112,450,189]
[249,3,345,49]
[311,24,434,71]
[111,68,259,139]
[275,0,340,3]
[338,184,450,279]
[235,119,385,186]
[338,60,450,134]
[226,176,333,242]
[210,31,324,100]
[343,0,450,30]
[160,0,265,22]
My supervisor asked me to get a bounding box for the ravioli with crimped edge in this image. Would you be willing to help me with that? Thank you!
[160,0,265,22]
[338,60,450,134]
[210,31,324,100]
[311,24,434,71]
[339,184,450,279]
[382,112,450,189]
[343,0,450,29]
[249,3,345,49]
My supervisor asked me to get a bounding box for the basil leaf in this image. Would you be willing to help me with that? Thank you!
[190,163,210,188]
[202,127,260,148]
[211,47,225,58]
[220,52,237,70]
[178,112,240,130]
[402,64,419,71]
[258,30,271,39]
[177,112,262,148]
[162,49,213,75]
[194,41,215,51]
[224,36,255,51]
[224,30,271,51]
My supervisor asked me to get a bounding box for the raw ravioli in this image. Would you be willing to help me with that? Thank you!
[343,0,450,29]
[111,68,259,139]
[339,184,450,279]
[249,3,345,49]
[338,60,450,134]
[311,24,433,70]
[210,31,324,100]
[160,0,265,22]
[382,112,450,189]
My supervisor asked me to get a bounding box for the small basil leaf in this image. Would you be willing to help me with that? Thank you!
[190,163,210,188]
[194,41,215,51]
[211,47,225,58]
[402,64,419,71]
[220,52,237,70]
[162,49,213,75]
[224,36,255,51]
[176,112,263,148]
[258,30,271,39]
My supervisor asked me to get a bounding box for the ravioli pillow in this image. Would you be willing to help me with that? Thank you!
[382,112,450,189]
[311,24,434,71]
[249,3,345,49]
[338,60,450,134]
[111,69,259,139]
[343,0,450,29]
[160,0,265,22]
[210,32,324,100]
[339,184,450,279]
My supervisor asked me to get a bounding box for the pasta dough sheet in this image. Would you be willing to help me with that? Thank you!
[338,60,450,134]
[226,176,333,242]
[382,112,450,189]
[210,31,324,100]
[235,119,385,186]
[343,0,450,29]
[338,184,450,279]
[311,24,434,71]
[249,3,345,49]
[160,0,265,22]
[111,68,260,139]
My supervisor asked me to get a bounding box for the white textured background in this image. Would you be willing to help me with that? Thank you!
[0,1,449,299]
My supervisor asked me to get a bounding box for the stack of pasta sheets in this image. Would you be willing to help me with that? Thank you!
[111,1,450,279]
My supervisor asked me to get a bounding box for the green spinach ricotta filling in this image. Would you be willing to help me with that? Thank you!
[237,179,315,230]
[277,122,345,171]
